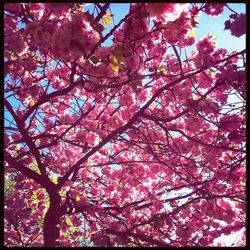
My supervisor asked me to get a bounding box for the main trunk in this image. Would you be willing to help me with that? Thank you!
[43,191,61,247]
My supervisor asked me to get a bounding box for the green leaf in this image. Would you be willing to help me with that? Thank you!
[4,178,16,197]
[109,56,119,73]
[102,13,113,26]
[189,28,195,38]
[50,174,58,184]
[29,162,41,175]
[37,216,44,227]
[102,16,112,26]
[158,65,167,75]
[75,195,81,202]
[70,227,76,234]
[66,217,72,226]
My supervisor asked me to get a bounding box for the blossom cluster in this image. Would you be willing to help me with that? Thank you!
[25,12,100,62]
[224,13,246,37]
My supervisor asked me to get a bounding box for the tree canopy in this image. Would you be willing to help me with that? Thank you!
[4,3,246,247]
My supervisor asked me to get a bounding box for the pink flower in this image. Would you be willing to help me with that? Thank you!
[230,14,246,37]
[184,116,202,133]
[5,33,26,54]
[198,72,212,88]
[83,30,100,52]
[43,117,54,128]
[196,36,216,54]
[58,103,69,115]
[4,3,21,12]
[51,14,100,61]
[121,109,131,122]
[110,221,121,231]
[146,3,175,19]
[29,3,44,19]
[203,3,225,16]
[37,192,45,200]
[195,53,215,68]
[4,15,18,32]
[124,9,150,41]
[145,3,186,21]
[101,166,112,176]
[220,115,243,131]
[119,93,135,107]
[86,132,99,146]
[214,89,228,105]
[162,11,192,46]
[212,48,228,61]
[125,54,140,73]
[228,131,243,144]
[52,28,71,50]
[137,89,148,103]
[174,80,192,100]
[44,3,73,15]
[26,21,54,49]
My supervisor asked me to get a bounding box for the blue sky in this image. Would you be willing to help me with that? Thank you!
[195,3,245,52]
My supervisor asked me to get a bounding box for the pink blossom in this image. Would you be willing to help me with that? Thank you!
[137,89,148,103]
[198,72,212,88]
[44,3,73,15]
[220,115,243,132]
[214,89,228,105]
[5,33,26,55]
[4,15,18,32]
[230,13,246,37]
[228,131,243,144]
[146,3,186,21]
[195,53,215,68]
[4,3,21,12]
[26,21,54,49]
[86,132,98,146]
[196,36,216,54]
[203,3,225,16]
[119,93,135,107]
[145,3,175,19]
[125,54,140,73]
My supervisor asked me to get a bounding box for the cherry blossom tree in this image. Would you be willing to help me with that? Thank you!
[4,3,246,247]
